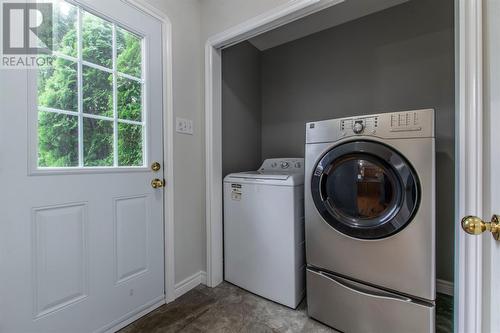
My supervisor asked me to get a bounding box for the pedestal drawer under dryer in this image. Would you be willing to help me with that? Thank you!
[306,268,435,333]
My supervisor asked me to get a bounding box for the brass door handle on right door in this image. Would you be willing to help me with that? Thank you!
[461,215,500,240]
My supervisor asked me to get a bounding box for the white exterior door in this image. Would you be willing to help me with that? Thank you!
[0,0,165,332]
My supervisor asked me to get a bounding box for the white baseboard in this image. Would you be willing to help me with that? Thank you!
[174,271,207,298]
[97,296,165,333]
[200,271,207,285]
[436,279,454,296]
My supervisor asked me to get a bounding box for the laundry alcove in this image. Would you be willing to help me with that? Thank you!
[221,0,454,331]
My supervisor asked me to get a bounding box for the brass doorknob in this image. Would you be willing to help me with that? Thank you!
[151,178,165,189]
[461,215,500,240]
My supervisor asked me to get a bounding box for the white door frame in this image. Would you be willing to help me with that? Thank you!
[123,0,176,304]
[456,0,483,332]
[204,0,484,331]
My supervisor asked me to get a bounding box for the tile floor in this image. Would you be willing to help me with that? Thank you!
[120,282,453,333]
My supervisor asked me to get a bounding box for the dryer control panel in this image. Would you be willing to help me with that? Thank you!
[306,109,434,144]
[340,117,379,135]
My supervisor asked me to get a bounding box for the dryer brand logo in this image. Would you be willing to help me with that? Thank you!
[2,1,54,68]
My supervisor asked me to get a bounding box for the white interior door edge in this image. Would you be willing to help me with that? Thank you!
[123,0,176,304]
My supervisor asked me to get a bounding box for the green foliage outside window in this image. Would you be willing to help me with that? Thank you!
[38,4,143,168]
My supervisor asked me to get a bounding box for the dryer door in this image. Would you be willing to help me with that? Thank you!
[311,140,420,239]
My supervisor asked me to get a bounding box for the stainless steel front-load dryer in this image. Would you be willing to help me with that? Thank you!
[305,109,435,333]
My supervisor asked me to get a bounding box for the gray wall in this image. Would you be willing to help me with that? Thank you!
[222,42,262,176]
[260,0,455,282]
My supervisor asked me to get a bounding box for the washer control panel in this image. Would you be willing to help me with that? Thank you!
[259,158,304,173]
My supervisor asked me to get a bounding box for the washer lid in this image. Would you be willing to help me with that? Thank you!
[229,172,289,181]
[224,171,304,186]
[224,158,305,186]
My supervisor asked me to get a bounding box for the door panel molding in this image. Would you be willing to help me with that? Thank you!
[114,195,150,284]
[32,202,89,319]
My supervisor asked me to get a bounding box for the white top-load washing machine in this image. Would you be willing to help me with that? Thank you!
[305,109,435,333]
[224,158,305,308]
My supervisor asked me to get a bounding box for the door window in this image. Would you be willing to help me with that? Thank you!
[37,1,144,168]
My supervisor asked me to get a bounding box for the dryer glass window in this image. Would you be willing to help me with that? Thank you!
[325,157,398,224]
[311,140,419,239]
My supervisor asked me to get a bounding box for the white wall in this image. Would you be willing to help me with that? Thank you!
[144,0,205,285]
[199,0,291,40]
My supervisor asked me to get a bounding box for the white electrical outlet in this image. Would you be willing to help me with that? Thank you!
[176,117,193,135]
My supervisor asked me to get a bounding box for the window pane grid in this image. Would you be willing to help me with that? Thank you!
[39,106,78,117]
[118,71,143,83]
[77,7,84,167]
[112,24,118,167]
[39,107,144,127]
[51,50,143,83]
[37,2,145,169]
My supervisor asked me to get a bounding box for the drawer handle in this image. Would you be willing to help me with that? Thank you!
[318,270,412,303]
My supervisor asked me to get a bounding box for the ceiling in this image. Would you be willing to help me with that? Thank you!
[248,0,410,51]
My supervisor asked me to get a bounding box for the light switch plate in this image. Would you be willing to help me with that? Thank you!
[175,117,193,135]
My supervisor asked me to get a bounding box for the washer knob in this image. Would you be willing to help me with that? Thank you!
[353,122,364,134]
[281,161,290,169]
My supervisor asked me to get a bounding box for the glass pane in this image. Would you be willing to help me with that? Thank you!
[36,2,148,170]
[117,76,142,121]
[82,65,113,117]
[52,1,78,57]
[118,123,143,166]
[326,158,396,222]
[38,58,78,111]
[82,11,112,68]
[116,26,142,77]
[38,112,78,167]
[83,118,113,167]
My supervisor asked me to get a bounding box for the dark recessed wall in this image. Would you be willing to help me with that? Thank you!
[222,41,262,177]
